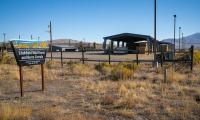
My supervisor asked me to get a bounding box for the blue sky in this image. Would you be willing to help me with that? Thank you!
[0,0,199,43]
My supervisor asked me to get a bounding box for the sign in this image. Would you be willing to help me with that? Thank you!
[10,39,47,66]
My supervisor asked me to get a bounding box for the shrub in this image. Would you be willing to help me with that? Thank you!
[194,51,200,64]
[119,62,138,71]
[95,62,111,73]
[96,62,138,81]
[111,66,132,80]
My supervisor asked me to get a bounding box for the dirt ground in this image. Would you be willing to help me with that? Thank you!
[46,51,154,61]
[0,59,200,120]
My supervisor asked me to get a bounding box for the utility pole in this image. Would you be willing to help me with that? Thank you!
[182,33,184,50]
[173,15,176,55]
[49,21,53,60]
[153,0,157,65]
[179,27,181,52]
[3,33,6,52]
[38,36,40,48]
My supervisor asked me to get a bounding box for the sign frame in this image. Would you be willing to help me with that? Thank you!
[10,40,47,97]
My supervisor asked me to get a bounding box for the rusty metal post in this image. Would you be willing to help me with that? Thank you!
[161,48,163,67]
[191,45,194,71]
[19,66,23,97]
[164,68,167,83]
[153,0,157,67]
[49,21,53,61]
[82,48,85,64]
[108,48,111,65]
[136,52,139,65]
[41,64,45,91]
[61,50,63,67]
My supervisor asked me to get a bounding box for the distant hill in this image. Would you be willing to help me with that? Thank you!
[47,39,80,44]
[162,33,200,49]
[47,39,103,49]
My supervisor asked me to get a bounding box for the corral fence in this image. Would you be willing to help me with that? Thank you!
[46,45,194,71]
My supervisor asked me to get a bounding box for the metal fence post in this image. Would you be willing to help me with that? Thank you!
[60,50,63,67]
[82,48,85,64]
[164,68,167,83]
[108,49,111,65]
[161,48,163,67]
[136,52,139,65]
[191,45,194,71]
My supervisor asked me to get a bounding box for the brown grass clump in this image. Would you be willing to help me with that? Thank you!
[45,60,61,69]
[0,52,16,64]
[81,80,111,94]
[111,66,132,80]
[115,81,149,109]
[0,103,32,120]
[96,62,138,81]
[114,109,135,118]
[65,113,103,120]
[167,68,186,83]
[101,95,115,105]
[71,63,96,77]
[37,106,62,120]
[0,64,19,80]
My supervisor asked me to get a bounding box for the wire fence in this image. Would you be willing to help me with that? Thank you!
[45,46,194,71]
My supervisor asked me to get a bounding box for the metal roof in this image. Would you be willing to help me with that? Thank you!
[103,33,154,42]
[158,41,174,45]
[52,45,77,49]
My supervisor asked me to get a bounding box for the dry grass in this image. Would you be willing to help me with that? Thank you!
[0,64,19,80]
[0,52,200,120]
[166,68,186,82]
[71,63,97,77]
[37,106,63,120]
[0,63,64,81]
[65,113,103,120]
[0,103,32,120]
[96,62,138,80]
[0,52,16,64]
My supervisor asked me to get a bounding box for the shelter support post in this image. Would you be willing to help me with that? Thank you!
[103,39,107,49]
[122,42,125,47]
[111,41,114,51]
[117,41,120,47]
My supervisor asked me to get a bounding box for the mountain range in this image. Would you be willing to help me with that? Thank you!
[162,33,200,49]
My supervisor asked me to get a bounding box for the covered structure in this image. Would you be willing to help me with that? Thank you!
[52,45,78,52]
[158,41,174,52]
[103,33,154,54]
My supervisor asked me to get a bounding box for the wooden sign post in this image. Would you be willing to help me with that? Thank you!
[10,39,47,97]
